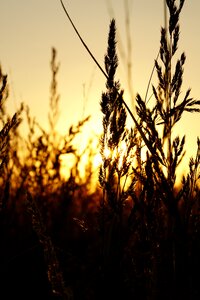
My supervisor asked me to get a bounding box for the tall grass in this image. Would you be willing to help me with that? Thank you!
[97,0,200,299]
[0,0,199,299]
[0,66,22,211]
[0,48,98,299]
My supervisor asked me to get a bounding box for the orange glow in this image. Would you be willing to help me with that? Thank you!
[1,0,199,187]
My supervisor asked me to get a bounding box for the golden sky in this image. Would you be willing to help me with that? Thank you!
[1,0,200,178]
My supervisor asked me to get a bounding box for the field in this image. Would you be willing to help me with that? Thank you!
[0,1,200,299]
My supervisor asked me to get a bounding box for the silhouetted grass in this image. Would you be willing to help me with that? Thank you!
[0,0,200,299]
[97,1,200,299]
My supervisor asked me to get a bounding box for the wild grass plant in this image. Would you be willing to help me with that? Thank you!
[97,0,200,299]
[0,66,22,210]
[0,48,99,299]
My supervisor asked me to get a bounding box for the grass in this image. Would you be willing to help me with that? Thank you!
[1,0,200,299]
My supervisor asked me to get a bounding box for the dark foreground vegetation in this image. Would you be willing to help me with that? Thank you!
[1,1,200,299]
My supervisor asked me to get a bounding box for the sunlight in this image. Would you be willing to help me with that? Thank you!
[59,153,76,179]
[101,138,133,173]
[93,153,102,168]
[117,139,129,170]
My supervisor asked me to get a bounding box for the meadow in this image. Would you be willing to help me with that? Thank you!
[0,1,200,299]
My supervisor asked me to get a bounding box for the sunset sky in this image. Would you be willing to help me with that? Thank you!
[1,0,200,178]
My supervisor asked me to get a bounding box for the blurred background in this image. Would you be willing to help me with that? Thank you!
[1,0,200,176]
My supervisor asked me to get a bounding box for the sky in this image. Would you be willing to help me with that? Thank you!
[1,0,200,178]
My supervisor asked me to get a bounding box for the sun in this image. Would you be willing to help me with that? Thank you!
[93,153,102,169]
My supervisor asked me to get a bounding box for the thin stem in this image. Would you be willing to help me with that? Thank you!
[124,0,134,102]
[144,50,159,104]
[167,35,172,186]
[60,0,108,79]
